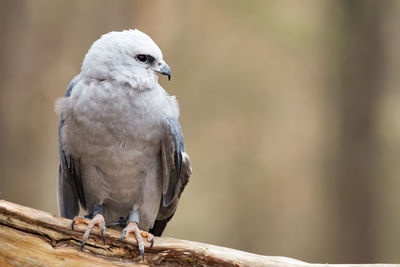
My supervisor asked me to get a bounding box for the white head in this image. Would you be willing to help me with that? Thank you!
[81,29,171,90]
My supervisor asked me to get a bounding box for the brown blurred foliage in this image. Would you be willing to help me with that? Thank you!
[1,0,400,263]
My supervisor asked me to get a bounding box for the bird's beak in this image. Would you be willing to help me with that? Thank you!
[153,61,171,81]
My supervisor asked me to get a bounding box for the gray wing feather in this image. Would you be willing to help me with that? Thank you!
[161,117,185,206]
[151,117,191,236]
[57,75,86,219]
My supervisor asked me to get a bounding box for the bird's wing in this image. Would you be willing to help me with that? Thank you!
[150,117,192,236]
[57,75,86,219]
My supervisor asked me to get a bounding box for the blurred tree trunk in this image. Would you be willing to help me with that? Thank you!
[329,0,390,262]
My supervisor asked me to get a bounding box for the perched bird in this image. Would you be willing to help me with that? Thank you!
[55,29,192,259]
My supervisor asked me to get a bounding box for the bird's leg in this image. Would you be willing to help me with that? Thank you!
[120,210,154,260]
[71,204,106,249]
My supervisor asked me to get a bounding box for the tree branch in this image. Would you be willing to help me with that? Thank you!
[0,200,393,266]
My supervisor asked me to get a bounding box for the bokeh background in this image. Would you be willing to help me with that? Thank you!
[1,0,400,263]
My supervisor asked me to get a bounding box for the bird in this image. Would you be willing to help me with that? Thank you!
[55,29,192,260]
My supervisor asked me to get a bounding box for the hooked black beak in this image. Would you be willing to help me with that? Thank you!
[159,62,171,81]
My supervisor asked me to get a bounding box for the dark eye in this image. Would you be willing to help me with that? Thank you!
[136,54,147,62]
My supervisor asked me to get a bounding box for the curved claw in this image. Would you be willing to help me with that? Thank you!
[141,231,155,248]
[101,227,106,243]
[120,229,127,241]
[81,239,86,250]
[71,218,76,230]
[137,234,144,261]
[139,247,144,261]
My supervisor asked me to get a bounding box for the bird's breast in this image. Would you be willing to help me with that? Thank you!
[63,81,175,157]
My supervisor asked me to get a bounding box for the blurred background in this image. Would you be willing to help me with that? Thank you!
[1,0,400,263]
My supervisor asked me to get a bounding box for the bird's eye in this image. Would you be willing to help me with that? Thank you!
[136,54,147,63]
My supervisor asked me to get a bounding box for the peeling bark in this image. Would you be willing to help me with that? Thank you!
[0,200,307,266]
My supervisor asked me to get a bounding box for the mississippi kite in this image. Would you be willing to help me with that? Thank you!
[55,29,192,259]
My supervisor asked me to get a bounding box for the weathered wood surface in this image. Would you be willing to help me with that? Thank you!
[0,200,396,266]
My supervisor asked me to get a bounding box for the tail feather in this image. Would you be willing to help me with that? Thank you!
[150,214,174,236]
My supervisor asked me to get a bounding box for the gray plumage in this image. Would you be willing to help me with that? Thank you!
[56,29,191,236]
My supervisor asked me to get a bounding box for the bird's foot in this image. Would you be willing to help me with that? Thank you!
[71,213,106,250]
[120,221,154,260]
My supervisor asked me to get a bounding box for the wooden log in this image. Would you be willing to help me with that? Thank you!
[0,200,395,266]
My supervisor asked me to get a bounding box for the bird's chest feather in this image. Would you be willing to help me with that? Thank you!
[62,81,175,160]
